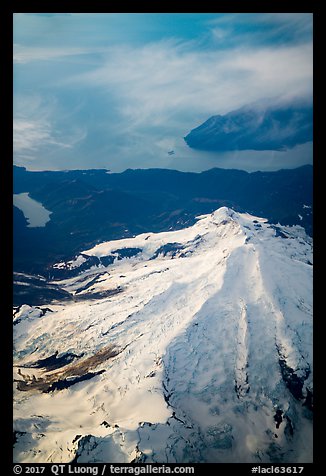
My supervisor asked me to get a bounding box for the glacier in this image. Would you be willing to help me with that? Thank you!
[13,207,313,463]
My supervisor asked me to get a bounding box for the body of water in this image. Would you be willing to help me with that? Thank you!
[14,193,52,227]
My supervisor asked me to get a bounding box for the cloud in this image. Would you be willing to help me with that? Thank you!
[207,13,313,47]
[13,94,87,163]
[13,44,103,64]
[13,13,313,172]
[13,118,87,155]
[250,13,313,38]
[14,119,55,151]
[71,39,312,128]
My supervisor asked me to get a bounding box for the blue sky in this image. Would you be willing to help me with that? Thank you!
[13,13,313,172]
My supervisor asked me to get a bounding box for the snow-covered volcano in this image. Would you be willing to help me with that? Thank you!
[13,207,313,463]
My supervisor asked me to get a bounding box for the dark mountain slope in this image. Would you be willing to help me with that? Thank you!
[13,165,312,276]
[184,102,313,151]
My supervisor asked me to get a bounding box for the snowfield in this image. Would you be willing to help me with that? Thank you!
[13,207,313,463]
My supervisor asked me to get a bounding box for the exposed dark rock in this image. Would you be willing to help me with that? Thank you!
[151,242,184,260]
[112,247,143,258]
[72,434,82,444]
[75,286,123,301]
[99,256,115,267]
[278,357,310,401]
[45,370,106,392]
[74,273,107,294]
[171,412,185,424]
[16,345,119,393]
[71,434,98,463]
[101,421,110,428]
[14,273,73,307]
[21,351,82,371]
[274,409,283,429]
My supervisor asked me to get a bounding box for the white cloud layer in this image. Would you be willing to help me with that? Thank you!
[69,40,312,127]
[13,94,87,162]
[13,44,94,64]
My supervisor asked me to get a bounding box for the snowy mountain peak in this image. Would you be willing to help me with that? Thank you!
[13,207,312,464]
[210,205,236,221]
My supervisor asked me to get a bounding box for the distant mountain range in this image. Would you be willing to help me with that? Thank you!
[184,101,313,151]
[13,165,313,278]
